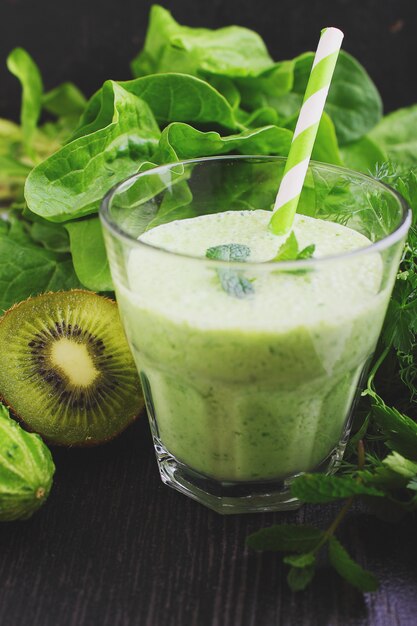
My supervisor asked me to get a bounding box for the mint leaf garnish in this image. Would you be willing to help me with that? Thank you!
[297,244,316,260]
[328,537,379,592]
[206,243,251,261]
[217,270,254,299]
[272,231,315,262]
[272,231,299,261]
[206,243,254,299]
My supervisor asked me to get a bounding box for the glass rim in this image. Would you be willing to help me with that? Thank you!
[99,155,412,270]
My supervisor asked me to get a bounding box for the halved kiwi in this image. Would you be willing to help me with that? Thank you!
[0,290,144,446]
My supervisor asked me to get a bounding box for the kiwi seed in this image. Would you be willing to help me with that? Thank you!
[0,290,144,446]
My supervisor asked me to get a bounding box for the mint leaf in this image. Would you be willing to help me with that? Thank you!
[246,524,324,552]
[283,553,315,568]
[297,244,316,260]
[287,565,315,591]
[273,232,315,262]
[291,474,385,503]
[328,537,379,592]
[206,243,254,299]
[217,270,254,299]
[206,243,250,261]
[273,231,299,261]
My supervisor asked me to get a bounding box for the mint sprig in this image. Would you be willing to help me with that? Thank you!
[206,243,254,299]
[247,441,379,592]
[272,231,316,262]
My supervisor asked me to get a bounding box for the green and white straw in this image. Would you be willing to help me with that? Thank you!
[270,27,344,235]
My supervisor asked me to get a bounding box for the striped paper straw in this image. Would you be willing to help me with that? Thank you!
[270,27,344,235]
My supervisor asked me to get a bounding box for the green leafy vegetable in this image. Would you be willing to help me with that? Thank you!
[289,51,382,145]
[131,4,275,78]
[247,524,323,552]
[153,122,292,163]
[30,220,70,253]
[0,220,81,311]
[25,82,161,221]
[340,135,387,173]
[290,473,385,503]
[6,48,43,158]
[65,218,113,291]
[42,82,87,118]
[369,105,417,168]
[286,564,316,591]
[328,537,379,592]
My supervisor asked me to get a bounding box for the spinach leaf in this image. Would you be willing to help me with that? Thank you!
[25,83,161,222]
[206,76,241,110]
[340,135,387,173]
[283,51,382,145]
[65,218,113,291]
[30,220,70,253]
[131,5,274,78]
[153,121,292,163]
[234,61,294,111]
[42,82,87,118]
[146,180,194,229]
[0,221,81,311]
[6,48,43,159]
[368,105,417,168]
[236,107,279,128]
[74,73,238,143]
[120,74,238,130]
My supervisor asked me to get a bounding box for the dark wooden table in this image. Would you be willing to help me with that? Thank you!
[0,417,416,626]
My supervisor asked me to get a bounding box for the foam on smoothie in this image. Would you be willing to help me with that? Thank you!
[126,211,382,334]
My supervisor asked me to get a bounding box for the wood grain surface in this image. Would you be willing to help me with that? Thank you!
[0,417,416,626]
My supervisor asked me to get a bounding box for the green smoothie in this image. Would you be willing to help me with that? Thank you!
[114,210,388,482]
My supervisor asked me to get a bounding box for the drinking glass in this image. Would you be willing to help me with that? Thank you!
[100,156,410,514]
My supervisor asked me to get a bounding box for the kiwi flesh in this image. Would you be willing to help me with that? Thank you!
[0,290,144,446]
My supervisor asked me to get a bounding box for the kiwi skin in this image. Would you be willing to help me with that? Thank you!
[0,290,144,446]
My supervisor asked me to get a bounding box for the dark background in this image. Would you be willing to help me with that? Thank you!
[1,2,417,625]
[0,0,417,119]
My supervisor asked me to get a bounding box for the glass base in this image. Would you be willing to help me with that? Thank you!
[154,440,347,515]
